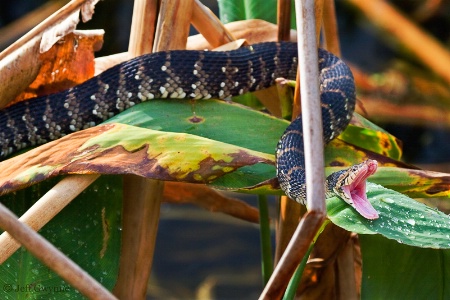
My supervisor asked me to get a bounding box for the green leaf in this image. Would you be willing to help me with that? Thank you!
[339,124,402,160]
[106,99,288,154]
[78,124,275,183]
[0,123,275,195]
[107,100,408,192]
[369,167,450,198]
[217,0,296,29]
[0,176,122,299]
[327,182,450,249]
[360,234,450,299]
[218,0,295,24]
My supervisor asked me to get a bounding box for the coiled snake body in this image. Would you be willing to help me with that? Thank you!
[0,42,378,219]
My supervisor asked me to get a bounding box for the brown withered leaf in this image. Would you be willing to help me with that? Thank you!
[9,30,103,106]
[164,182,259,223]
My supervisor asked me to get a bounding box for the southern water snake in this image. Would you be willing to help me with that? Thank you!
[0,42,379,219]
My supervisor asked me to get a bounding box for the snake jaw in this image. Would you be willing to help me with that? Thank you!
[334,160,379,220]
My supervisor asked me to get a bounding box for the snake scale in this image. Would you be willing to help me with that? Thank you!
[0,42,378,219]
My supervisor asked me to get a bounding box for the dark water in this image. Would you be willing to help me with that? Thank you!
[149,201,271,299]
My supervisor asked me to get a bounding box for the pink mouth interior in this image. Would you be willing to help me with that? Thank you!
[342,161,379,220]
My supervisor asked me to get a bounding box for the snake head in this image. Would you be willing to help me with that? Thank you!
[328,159,379,220]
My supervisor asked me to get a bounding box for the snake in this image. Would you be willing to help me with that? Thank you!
[0,42,378,219]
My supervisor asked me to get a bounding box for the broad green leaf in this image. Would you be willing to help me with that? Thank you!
[0,123,274,195]
[0,176,122,299]
[324,138,405,168]
[351,112,392,134]
[343,113,403,161]
[1,100,288,194]
[360,234,450,299]
[106,99,288,154]
[107,100,409,192]
[79,124,274,183]
[327,182,450,249]
[218,0,296,29]
[339,124,402,160]
[370,167,450,198]
[209,163,278,193]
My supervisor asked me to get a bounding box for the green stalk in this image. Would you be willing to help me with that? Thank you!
[283,220,330,300]
[258,194,274,285]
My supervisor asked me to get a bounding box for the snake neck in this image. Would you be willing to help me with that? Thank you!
[276,49,379,219]
[276,49,356,204]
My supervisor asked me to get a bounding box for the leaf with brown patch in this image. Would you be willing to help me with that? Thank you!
[0,123,274,196]
[367,167,450,198]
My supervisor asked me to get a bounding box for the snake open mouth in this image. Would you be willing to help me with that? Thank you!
[341,160,379,220]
